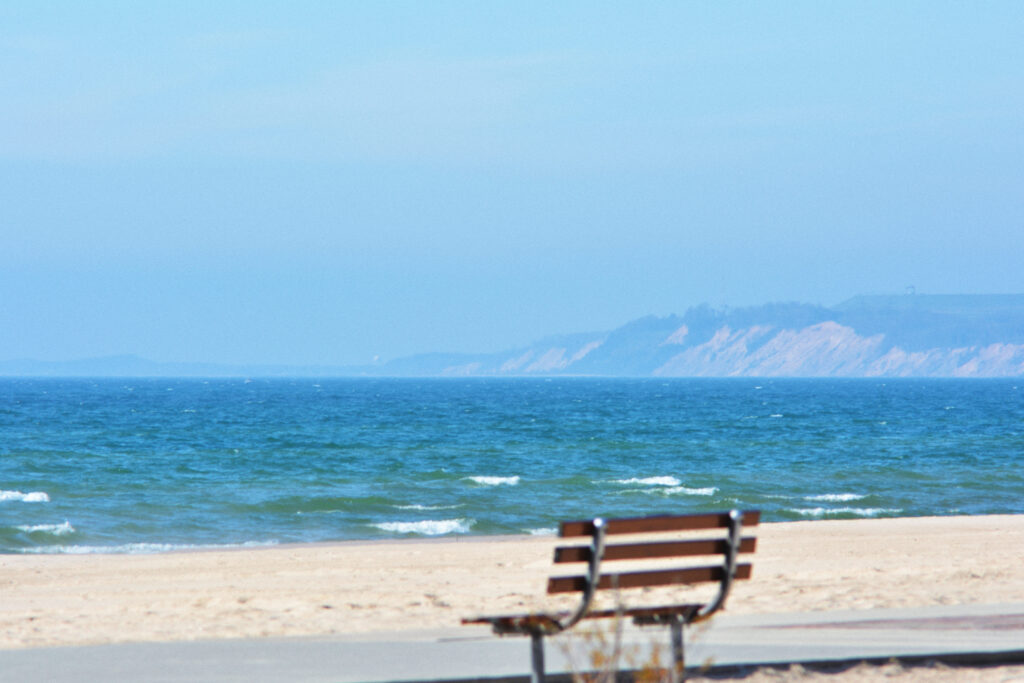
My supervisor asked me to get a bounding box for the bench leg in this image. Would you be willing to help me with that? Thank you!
[670,620,685,682]
[530,631,545,683]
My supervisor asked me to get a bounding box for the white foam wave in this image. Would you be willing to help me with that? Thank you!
[17,521,75,536]
[791,507,901,518]
[0,490,50,503]
[15,540,279,555]
[526,527,557,536]
[466,476,520,486]
[804,493,867,502]
[373,519,473,535]
[395,504,462,511]
[614,476,681,487]
[662,486,717,496]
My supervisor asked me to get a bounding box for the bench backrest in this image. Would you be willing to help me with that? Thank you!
[547,510,759,621]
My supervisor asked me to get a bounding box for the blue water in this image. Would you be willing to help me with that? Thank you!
[2,378,1022,553]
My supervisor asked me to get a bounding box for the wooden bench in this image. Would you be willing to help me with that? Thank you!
[463,509,759,682]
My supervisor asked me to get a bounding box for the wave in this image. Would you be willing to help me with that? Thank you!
[466,476,520,486]
[14,540,279,555]
[1,490,50,503]
[372,518,473,535]
[17,521,75,536]
[526,527,557,536]
[661,486,717,496]
[613,476,681,487]
[804,493,867,502]
[790,507,901,518]
[394,504,463,511]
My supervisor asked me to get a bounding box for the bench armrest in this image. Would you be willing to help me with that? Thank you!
[694,509,743,622]
[553,517,607,632]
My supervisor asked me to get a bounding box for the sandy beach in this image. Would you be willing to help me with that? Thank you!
[4,514,1024,649]
[3,515,1024,678]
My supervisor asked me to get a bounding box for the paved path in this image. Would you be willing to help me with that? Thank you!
[2,602,1023,682]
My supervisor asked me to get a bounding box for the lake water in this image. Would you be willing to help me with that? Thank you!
[2,378,1022,553]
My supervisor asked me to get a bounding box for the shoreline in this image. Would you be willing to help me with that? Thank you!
[3,514,1024,650]
[6,509,1019,557]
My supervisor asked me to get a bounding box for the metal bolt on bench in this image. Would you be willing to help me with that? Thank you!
[463,509,760,683]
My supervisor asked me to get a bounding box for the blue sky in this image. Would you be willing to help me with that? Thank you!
[2,2,1022,366]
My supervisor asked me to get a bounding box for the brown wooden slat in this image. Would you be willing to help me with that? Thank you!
[463,603,708,628]
[559,510,760,537]
[554,536,756,563]
[547,563,753,594]
[461,613,563,634]
[585,604,703,621]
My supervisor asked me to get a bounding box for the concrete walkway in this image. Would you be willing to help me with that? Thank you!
[2,602,1023,682]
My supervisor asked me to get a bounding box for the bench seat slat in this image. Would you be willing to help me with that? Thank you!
[462,603,708,631]
[462,613,564,633]
[554,536,756,563]
[559,510,760,537]
[585,603,704,622]
[547,562,753,593]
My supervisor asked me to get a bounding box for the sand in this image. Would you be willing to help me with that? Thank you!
[2,515,1024,678]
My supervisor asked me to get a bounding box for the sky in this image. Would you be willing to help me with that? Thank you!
[2,2,1023,366]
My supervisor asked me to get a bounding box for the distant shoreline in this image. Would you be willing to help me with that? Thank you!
[4,295,1024,378]
[3,374,1022,382]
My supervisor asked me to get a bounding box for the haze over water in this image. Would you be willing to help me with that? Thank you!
[2,378,1022,554]
[4,4,1023,368]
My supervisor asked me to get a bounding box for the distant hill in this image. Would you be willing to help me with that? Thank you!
[4,295,1024,378]
[376,294,1024,377]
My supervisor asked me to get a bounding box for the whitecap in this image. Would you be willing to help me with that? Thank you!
[0,490,50,503]
[16,540,278,555]
[791,507,901,518]
[661,486,717,496]
[373,519,473,535]
[614,476,681,487]
[17,521,74,536]
[804,493,866,502]
[526,527,557,536]
[395,504,462,511]
[466,476,520,486]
